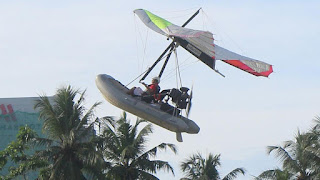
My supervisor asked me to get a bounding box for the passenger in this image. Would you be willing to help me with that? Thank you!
[127,77,160,103]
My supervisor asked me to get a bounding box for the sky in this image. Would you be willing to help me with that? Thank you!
[1,0,320,179]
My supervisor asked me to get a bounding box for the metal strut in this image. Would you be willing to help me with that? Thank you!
[158,44,175,78]
[139,8,201,82]
[140,41,175,82]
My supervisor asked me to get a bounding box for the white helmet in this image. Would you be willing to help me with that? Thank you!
[152,76,160,83]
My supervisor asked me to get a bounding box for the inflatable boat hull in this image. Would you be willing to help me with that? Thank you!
[95,74,200,134]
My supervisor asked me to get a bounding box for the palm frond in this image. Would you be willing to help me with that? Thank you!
[256,168,295,180]
[100,126,120,153]
[143,160,175,175]
[206,153,221,167]
[222,168,246,180]
[138,169,160,180]
[267,146,294,163]
[34,95,64,139]
[32,137,55,147]
[33,86,108,179]
[76,101,102,131]
[256,169,278,179]
[313,116,320,131]
[97,116,116,129]
[136,143,177,163]
[99,112,176,180]
[33,145,62,162]
[180,153,203,179]
[133,123,153,154]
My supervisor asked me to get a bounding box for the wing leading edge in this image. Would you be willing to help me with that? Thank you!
[134,9,273,77]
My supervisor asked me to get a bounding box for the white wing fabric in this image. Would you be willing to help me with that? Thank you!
[134,9,273,77]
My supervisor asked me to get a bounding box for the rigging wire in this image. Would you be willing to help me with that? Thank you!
[174,49,183,88]
[174,49,179,88]
[133,13,150,74]
[126,46,178,86]
[130,8,210,86]
[134,14,144,73]
[153,7,199,18]
[125,68,149,87]
[133,14,140,72]
[201,9,247,57]
[160,53,199,82]
[161,57,198,83]
[142,30,149,72]
[155,7,200,13]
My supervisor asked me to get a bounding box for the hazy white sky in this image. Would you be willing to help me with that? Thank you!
[1,0,320,179]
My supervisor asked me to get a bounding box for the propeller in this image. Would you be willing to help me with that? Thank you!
[186,84,193,118]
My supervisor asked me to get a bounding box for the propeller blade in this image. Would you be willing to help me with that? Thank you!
[186,84,193,118]
[186,102,192,117]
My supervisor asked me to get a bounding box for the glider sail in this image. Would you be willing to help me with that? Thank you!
[134,9,273,77]
[215,45,273,77]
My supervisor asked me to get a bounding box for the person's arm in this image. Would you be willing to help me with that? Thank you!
[142,82,151,92]
[142,82,156,94]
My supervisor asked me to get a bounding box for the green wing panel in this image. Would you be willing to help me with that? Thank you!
[145,10,172,29]
[134,9,273,77]
[134,9,170,36]
[134,9,216,69]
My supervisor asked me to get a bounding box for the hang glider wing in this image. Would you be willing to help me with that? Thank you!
[134,9,273,77]
[134,9,215,70]
[215,45,273,77]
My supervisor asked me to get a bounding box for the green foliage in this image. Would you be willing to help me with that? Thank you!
[0,86,178,180]
[31,85,106,180]
[257,115,320,179]
[98,111,177,180]
[255,168,294,180]
[0,126,47,180]
[180,152,245,180]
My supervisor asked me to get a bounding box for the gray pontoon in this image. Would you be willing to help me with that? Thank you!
[95,74,200,142]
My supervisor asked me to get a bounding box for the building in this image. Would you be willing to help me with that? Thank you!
[0,96,53,178]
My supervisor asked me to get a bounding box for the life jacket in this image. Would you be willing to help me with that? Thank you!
[141,84,161,103]
[153,84,161,101]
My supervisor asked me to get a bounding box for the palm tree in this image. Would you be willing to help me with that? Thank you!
[266,130,319,180]
[98,111,177,180]
[305,116,320,179]
[33,86,106,180]
[255,168,294,180]
[180,152,246,180]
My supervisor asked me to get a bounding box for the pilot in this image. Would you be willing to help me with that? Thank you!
[127,77,160,103]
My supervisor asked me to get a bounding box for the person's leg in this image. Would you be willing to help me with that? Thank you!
[127,87,136,95]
